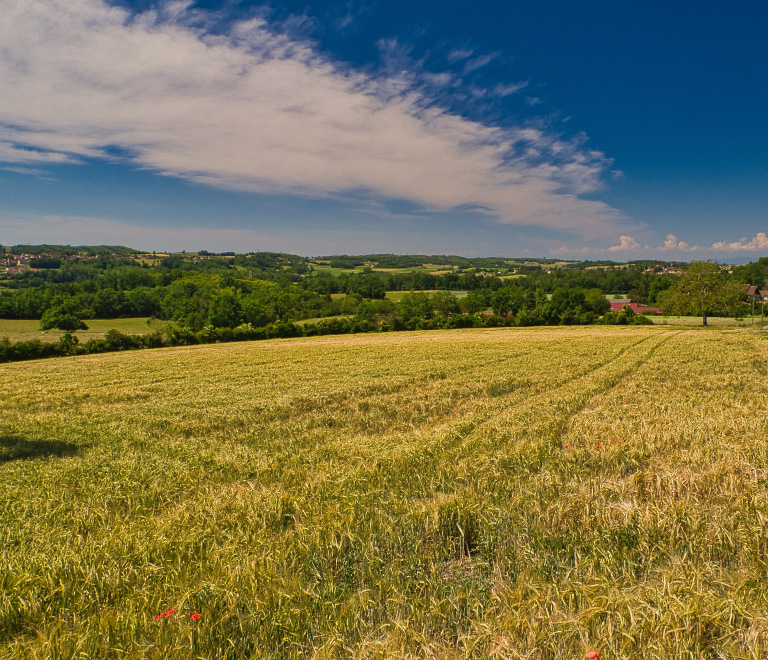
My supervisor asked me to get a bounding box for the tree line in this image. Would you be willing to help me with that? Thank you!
[1,250,763,334]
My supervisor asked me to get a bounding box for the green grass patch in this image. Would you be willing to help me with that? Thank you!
[384,290,467,302]
[0,317,163,343]
[650,315,752,326]
[294,314,354,325]
[310,265,368,277]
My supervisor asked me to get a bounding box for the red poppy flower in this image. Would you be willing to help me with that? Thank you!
[595,442,601,449]
[563,444,569,449]
[623,400,628,404]
[155,608,176,620]
[189,612,202,621]
[608,440,613,444]
[586,652,600,659]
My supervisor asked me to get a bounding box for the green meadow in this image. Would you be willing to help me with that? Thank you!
[1,326,767,658]
[0,318,162,344]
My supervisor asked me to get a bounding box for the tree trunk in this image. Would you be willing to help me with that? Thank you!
[702,310,708,326]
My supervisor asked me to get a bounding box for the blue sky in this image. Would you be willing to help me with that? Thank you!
[0,0,766,259]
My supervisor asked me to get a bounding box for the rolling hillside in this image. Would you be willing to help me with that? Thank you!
[2,326,767,658]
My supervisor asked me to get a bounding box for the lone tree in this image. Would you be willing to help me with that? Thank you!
[659,260,743,325]
[40,307,89,332]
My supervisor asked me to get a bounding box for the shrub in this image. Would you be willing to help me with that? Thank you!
[0,337,61,362]
[82,338,109,354]
[57,332,80,356]
[165,325,198,346]
[40,308,88,331]
[0,336,11,362]
[195,325,218,344]
[350,319,376,333]
[215,327,235,342]
[140,330,166,349]
[310,318,352,336]
[104,329,142,351]
[266,321,301,339]
[480,314,507,328]
[444,313,475,329]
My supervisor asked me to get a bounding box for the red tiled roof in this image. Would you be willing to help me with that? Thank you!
[746,285,767,297]
[609,302,661,314]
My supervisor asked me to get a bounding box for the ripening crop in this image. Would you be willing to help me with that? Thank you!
[1,326,767,659]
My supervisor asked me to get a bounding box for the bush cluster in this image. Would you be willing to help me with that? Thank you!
[0,307,651,365]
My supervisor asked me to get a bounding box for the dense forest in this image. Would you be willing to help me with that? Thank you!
[1,248,765,333]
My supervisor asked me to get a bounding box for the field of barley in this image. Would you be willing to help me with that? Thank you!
[1,326,768,659]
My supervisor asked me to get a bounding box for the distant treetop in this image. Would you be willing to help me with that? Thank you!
[9,244,139,256]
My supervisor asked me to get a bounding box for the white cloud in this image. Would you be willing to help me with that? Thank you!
[660,233,768,253]
[607,235,640,252]
[0,0,621,237]
[550,232,768,257]
[550,234,641,256]
[659,234,690,251]
[710,233,768,251]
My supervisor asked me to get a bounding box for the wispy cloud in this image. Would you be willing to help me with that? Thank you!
[550,232,768,257]
[335,1,374,32]
[447,48,474,63]
[0,0,621,237]
[463,52,500,74]
[493,81,528,97]
[0,138,79,165]
[1,165,49,176]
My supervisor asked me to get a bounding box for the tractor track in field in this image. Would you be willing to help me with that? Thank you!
[384,330,684,484]
[466,329,681,445]
[302,330,682,497]
[427,329,681,446]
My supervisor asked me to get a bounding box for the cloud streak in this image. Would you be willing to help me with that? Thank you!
[463,52,500,74]
[0,0,621,237]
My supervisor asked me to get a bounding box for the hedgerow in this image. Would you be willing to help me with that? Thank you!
[0,310,652,364]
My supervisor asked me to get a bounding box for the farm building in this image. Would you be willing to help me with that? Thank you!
[746,285,767,301]
[609,302,661,314]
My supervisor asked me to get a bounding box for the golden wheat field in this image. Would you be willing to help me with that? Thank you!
[1,326,768,659]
